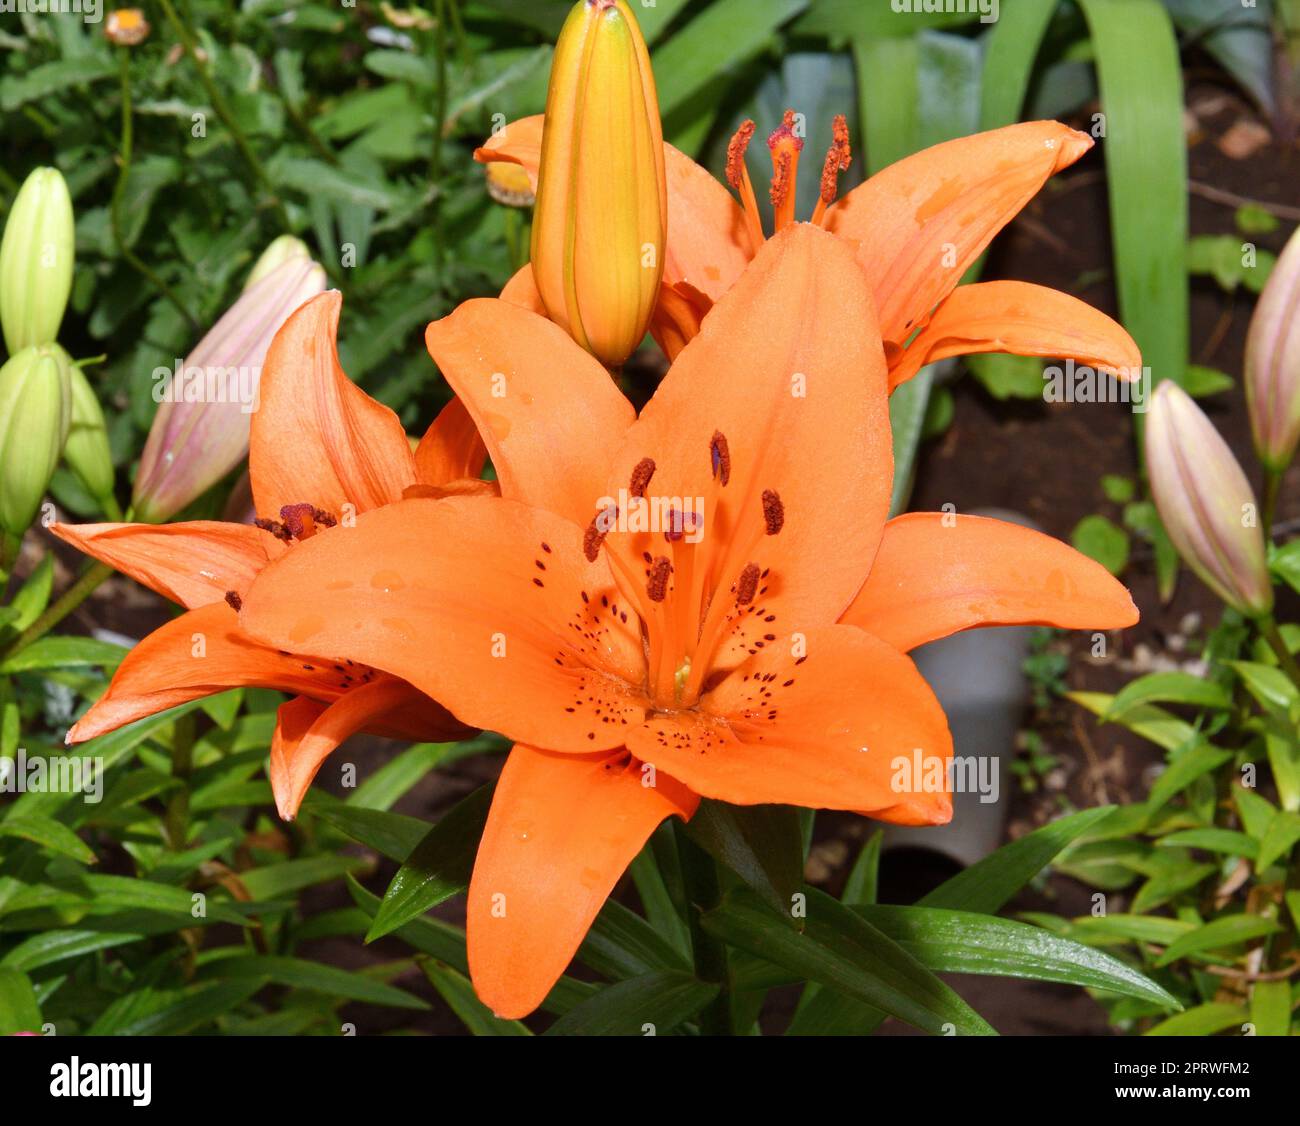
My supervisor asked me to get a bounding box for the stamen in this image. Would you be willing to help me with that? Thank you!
[629,457,656,499]
[710,430,731,486]
[812,114,852,226]
[725,119,766,251]
[762,489,785,535]
[224,590,243,612]
[313,507,338,528]
[725,120,755,190]
[254,517,292,543]
[735,563,760,606]
[767,109,804,232]
[646,556,672,603]
[583,505,617,562]
[279,502,316,539]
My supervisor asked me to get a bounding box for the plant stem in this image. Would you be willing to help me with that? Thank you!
[164,712,196,849]
[157,0,292,235]
[674,822,732,1035]
[110,49,198,329]
[0,561,114,663]
[1257,613,1300,691]
[1262,466,1282,540]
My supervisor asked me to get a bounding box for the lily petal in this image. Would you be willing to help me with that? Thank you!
[250,291,416,521]
[67,603,352,744]
[239,496,650,752]
[608,222,892,677]
[887,281,1143,390]
[840,512,1139,653]
[50,520,283,610]
[826,121,1093,346]
[467,742,697,1019]
[624,624,952,825]
[414,397,488,487]
[270,679,461,820]
[499,264,547,315]
[425,300,636,527]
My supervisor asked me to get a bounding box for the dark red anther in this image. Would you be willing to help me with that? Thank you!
[736,563,760,606]
[224,590,243,612]
[584,505,618,562]
[646,556,672,602]
[762,489,785,535]
[629,457,656,499]
[710,430,731,486]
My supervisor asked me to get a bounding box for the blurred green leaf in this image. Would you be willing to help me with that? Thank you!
[545,970,718,1036]
[422,960,530,1035]
[684,801,803,914]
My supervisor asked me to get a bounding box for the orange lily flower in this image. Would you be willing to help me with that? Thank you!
[237,225,1137,1017]
[53,292,486,818]
[476,112,1141,382]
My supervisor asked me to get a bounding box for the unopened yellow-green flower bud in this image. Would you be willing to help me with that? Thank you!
[244,235,313,290]
[531,0,667,368]
[63,361,116,509]
[0,345,72,548]
[0,168,75,354]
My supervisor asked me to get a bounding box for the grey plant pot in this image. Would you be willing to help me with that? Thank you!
[883,509,1039,868]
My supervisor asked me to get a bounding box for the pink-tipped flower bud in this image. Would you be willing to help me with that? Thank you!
[1245,223,1300,472]
[1146,381,1273,617]
[132,249,326,522]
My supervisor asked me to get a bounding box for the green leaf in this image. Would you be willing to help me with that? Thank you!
[920,806,1119,913]
[238,856,364,901]
[856,905,1180,1010]
[5,554,54,633]
[1249,980,1292,1037]
[1070,692,1197,753]
[842,829,883,906]
[1131,861,1217,913]
[1053,839,1147,890]
[1229,660,1299,714]
[365,783,493,942]
[1144,1002,1248,1037]
[888,368,934,516]
[198,955,427,1010]
[1256,810,1300,871]
[979,0,1058,128]
[683,801,803,914]
[1070,515,1130,576]
[1234,784,1278,841]
[305,798,430,862]
[1076,0,1187,401]
[967,352,1045,400]
[88,979,264,1036]
[1147,739,1232,811]
[1069,914,1194,947]
[1102,672,1232,720]
[545,970,719,1036]
[1270,539,1300,596]
[77,874,248,925]
[0,58,117,111]
[422,960,530,1035]
[652,0,809,118]
[1182,364,1235,397]
[0,635,125,673]
[580,899,691,981]
[1157,828,1258,859]
[1101,474,1136,504]
[0,814,95,864]
[347,740,484,811]
[702,887,995,1036]
[1154,915,1281,967]
[0,967,42,1035]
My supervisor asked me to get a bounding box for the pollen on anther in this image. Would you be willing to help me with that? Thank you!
[646,556,672,602]
[629,457,656,499]
[710,430,731,485]
[736,563,760,606]
[224,590,243,612]
[726,120,756,190]
[762,489,785,535]
[583,506,615,562]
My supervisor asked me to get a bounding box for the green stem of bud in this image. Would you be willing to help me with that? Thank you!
[0,561,114,664]
[1257,613,1300,693]
[110,48,198,330]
